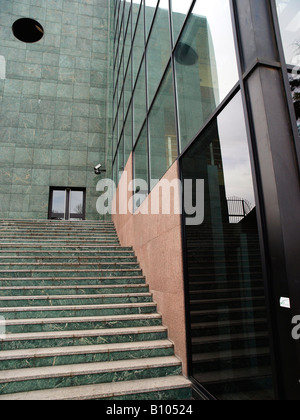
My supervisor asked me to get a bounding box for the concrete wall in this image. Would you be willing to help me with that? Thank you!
[0,0,111,220]
[112,156,188,376]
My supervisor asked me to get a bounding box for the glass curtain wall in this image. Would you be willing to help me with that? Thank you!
[181,92,275,400]
[112,0,239,199]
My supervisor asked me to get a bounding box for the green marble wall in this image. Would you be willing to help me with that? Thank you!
[0,0,111,220]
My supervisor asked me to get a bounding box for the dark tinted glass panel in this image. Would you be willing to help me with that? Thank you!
[134,124,148,210]
[175,0,238,151]
[181,92,275,400]
[51,190,66,219]
[149,65,177,188]
[289,70,300,137]
[275,0,300,66]
[146,0,171,106]
[69,190,84,220]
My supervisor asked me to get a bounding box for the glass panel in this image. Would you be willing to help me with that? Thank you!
[69,190,84,220]
[146,0,171,106]
[181,92,275,400]
[289,70,300,136]
[124,61,132,115]
[132,4,144,84]
[51,190,66,219]
[132,0,142,31]
[125,104,133,165]
[275,0,300,66]
[149,65,177,189]
[124,18,132,72]
[171,0,193,44]
[116,136,124,187]
[134,124,148,209]
[133,59,146,142]
[145,0,159,38]
[175,0,239,151]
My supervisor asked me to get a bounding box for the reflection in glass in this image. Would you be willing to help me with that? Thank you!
[146,0,171,106]
[181,92,275,400]
[149,65,177,189]
[125,105,133,166]
[289,70,300,137]
[171,0,193,44]
[275,0,300,66]
[133,59,146,142]
[134,124,148,209]
[52,190,66,219]
[70,190,84,220]
[132,5,144,84]
[145,0,159,38]
[118,134,125,184]
[175,0,239,151]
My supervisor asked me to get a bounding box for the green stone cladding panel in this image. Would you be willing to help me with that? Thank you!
[0,0,112,220]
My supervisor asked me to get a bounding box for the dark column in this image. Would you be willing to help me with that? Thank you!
[232,0,300,400]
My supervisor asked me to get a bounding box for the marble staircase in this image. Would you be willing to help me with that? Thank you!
[0,220,191,400]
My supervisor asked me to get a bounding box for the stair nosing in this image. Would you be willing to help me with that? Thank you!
[1,325,167,342]
[0,356,180,384]
[0,375,191,400]
[0,340,173,361]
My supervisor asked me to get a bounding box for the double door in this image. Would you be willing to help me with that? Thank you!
[48,188,86,221]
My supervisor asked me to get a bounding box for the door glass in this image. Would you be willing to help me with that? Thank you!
[51,190,66,220]
[181,92,275,400]
[275,0,300,66]
[69,190,84,220]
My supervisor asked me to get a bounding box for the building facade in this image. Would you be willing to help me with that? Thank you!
[111,0,300,400]
[0,0,300,400]
[0,0,111,220]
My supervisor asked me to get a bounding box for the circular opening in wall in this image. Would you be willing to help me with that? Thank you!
[175,42,198,66]
[12,18,44,43]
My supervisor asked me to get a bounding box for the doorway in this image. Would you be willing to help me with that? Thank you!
[48,188,86,221]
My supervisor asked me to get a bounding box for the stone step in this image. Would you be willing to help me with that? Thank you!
[0,292,153,308]
[0,245,131,251]
[0,374,191,401]
[0,284,149,296]
[0,239,120,245]
[0,340,175,370]
[0,275,146,287]
[0,220,114,227]
[0,356,182,395]
[0,256,137,263]
[3,313,163,334]
[0,326,168,351]
[0,302,157,319]
[0,262,140,271]
[0,268,143,278]
[0,251,135,257]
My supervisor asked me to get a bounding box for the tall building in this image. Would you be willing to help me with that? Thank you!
[0,0,300,400]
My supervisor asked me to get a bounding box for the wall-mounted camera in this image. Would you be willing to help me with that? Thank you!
[94,164,106,175]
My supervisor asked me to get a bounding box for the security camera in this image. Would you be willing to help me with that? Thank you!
[94,164,106,175]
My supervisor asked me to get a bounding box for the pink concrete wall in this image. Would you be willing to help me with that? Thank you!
[112,156,188,376]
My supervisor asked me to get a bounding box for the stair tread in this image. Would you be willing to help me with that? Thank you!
[0,284,146,291]
[0,302,156,313]
[0,356,181,383]
[0,292,151,301]
[0,375,191,400]
[1,325,167,342]
[4,313,162,326]
[0,340,173,361]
